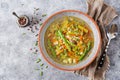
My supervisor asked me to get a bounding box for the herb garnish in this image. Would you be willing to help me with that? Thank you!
[42,14,47,17]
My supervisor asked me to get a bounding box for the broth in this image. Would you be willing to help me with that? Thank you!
[44,16,94,65]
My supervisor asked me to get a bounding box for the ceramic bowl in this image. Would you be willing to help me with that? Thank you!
[38,10,101,71]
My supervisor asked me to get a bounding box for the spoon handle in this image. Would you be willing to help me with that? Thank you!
[105,39,111,52]
[12,12,20,19]
[97,24,118,69]
[97,40,110,69]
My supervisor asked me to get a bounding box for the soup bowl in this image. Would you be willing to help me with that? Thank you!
[38,10,101,71]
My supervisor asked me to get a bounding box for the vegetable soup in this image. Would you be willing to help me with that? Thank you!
[44,16,94,65]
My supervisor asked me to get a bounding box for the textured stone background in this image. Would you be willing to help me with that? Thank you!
[0,0,120,80]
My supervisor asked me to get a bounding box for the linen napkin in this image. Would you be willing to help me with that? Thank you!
[74,0,118,80]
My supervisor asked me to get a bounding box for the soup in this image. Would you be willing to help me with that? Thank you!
[44,16,94,65]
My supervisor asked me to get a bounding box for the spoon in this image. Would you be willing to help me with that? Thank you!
[12,12,30,27]
[97,24,118,69]
[12,12,20,19]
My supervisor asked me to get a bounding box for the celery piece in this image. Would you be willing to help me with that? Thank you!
[78,25,88,33]
[61,51,67,60]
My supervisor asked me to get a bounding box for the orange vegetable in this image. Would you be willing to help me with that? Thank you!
[68,51,73,57]
[79,36,83,41]
[70,34,76,36]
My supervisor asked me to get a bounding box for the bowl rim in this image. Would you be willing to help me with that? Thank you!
[38,10,102,71]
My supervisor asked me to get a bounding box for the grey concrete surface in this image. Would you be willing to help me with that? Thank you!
[0,0,120,80]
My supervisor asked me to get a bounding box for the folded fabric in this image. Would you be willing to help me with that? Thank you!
[74,0,118,80]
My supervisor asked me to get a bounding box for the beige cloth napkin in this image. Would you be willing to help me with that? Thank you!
[74,0,118,80]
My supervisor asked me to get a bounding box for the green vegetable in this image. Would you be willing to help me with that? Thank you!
[60,53,67,59]
[35,41,38,46]
[35,68,40,70]
[42,14,47,17]
[36,58,41,63]
[57,30,71,51]
[79,48,87,60]
[73,46,78,52]
[79,41,92,60]
[81,21,85,26]
[33,52,37,54]
[55,31,59,37]
[67,40,75,47]
[87,41,91,51]
[40,63,44,66]
[40,71,43,76]
[78,25,88,33]
[22,33,26,35]
[46,66,48,68]
[48,39,56,57]
[40,23,43,26]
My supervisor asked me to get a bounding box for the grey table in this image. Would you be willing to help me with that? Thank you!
[0,0,120,80]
